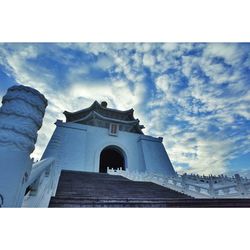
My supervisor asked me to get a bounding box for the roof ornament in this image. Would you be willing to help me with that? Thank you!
[101,101,108,108]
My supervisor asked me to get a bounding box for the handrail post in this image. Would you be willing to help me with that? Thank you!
[235,174,246,196]
[181,174,188,192]
[209,179,215,198]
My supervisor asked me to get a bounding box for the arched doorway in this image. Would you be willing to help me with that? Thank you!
[99,146,125,173]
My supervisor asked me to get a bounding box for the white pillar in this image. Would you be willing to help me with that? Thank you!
[0,85,47,207]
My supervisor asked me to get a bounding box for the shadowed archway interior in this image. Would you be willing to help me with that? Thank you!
[99,147,125,173]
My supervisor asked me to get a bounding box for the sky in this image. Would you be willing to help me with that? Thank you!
[0,43,249,176]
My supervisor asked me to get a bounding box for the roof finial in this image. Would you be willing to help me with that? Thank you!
[101,101,108,108]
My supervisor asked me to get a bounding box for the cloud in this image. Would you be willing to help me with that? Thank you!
[142,53,156,67]
[144,44,250,174]
[0,43,249,176]
[155,74,171,93]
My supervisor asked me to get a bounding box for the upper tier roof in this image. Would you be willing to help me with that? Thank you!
[64,101,136,122]
[63,101,145,134]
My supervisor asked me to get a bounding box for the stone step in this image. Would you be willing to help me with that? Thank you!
[54,170,189,198]
[49,197,186,208]
[49,196,250,208]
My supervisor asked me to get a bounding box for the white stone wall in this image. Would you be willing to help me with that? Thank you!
[42,120,176,177]
[139,136,176,176]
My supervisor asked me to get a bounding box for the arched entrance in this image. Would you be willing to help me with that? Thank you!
[99,146,125,173]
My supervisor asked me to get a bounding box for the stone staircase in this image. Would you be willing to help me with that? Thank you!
[49,170,192,207]
[49,170,250,207]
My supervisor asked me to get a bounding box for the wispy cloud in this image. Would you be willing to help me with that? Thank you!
[0,43,249,175]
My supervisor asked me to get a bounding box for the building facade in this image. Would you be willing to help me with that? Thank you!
[42,101,176,177]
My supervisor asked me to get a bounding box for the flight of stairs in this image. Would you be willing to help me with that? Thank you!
[49,170,250,207]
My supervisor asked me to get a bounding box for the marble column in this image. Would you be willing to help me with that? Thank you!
[0,85,47,207]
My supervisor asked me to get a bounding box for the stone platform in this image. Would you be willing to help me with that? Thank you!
[49,170,250,207]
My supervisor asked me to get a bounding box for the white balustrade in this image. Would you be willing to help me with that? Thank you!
[108,169,250,198]
[22,157,56,207]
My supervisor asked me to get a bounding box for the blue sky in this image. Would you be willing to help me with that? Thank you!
[0,43,249,175]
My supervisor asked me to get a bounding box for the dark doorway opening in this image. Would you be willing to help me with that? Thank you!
[99,147,125,173]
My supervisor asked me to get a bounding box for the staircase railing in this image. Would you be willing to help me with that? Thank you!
[22,157,56,207]
[107,168,250,198]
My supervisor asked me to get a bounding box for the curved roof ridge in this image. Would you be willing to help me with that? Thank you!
[63,100,136,121]
[63,101,99,116]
